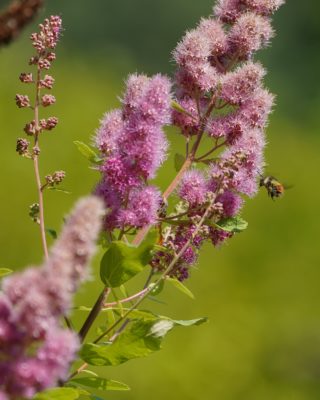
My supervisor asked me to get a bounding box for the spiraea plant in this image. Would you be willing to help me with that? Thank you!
[1,1,285,398]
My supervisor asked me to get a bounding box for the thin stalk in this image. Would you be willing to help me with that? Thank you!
[195,140,227,162]
[33,65,48,260]
[103,287,149,308]
[78,287,111,342]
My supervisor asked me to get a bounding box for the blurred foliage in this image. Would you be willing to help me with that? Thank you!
[0,0,320,399]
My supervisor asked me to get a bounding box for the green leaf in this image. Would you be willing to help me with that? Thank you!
[0,268,13,278]
[80,319,171,366]
[74,141,102,164]
[174,153,185,172]
[172,317,208,326]
[46,228,57,239]
[64,384,90,396]
[81,316,207,367]
[149,280,165,296]
[100,229,158,287]
[215,216,248,233]
[71,377,130,392]
[33,387,80,400]
[166,277,195,299]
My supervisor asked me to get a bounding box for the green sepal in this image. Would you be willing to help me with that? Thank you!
[74,141,103,165]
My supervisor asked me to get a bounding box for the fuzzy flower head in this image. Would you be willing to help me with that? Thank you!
[228,12,274,58]
[117,186,162,229]
[172,19,226,92]
[214,0,284,22]
[0,196,102,398]
[94,73,172,232]
[48,196,104,292]
[179,170,208,206]
[220,62,266,105]
[95,109,124,154]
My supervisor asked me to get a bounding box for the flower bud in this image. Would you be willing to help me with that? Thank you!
[24,120,37,135]
[39,74,55,89]
[40,117,58,131]
[16,138,29,156]
[15,94,30,108]
[41,94,56,107]
[19,73,33,83]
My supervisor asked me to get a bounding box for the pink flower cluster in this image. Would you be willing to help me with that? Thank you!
[0,197,104,398]
[16,15,61,152]
[94,74,172,231]
[151,0,284,280]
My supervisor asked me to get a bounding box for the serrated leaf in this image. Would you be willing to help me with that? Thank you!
[71,377,130,392]
[166,277,195,299]
[174,153,185,172]
[215,216,248,233]
[33,387,80,400]
[81,316,206,367]
[100,229,158,287]
[0,268,13,278]
[46,228,57,239]
[74,141,102,164]
[80,320,168,366]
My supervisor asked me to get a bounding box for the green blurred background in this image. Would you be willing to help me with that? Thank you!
[1,0,320,399]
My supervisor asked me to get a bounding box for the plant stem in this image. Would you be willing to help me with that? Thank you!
[33,65,49,260]
[195,140,227,162]
[66,194,216,382]
[78,287,111,343]
[103,287,149,308]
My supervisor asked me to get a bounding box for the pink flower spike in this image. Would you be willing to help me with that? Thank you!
[47,196,105,290]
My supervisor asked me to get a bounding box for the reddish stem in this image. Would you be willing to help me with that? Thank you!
[33,65,48,260]
[103,287,149,308]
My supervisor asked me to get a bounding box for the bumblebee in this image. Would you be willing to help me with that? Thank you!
[259,176,285,200]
